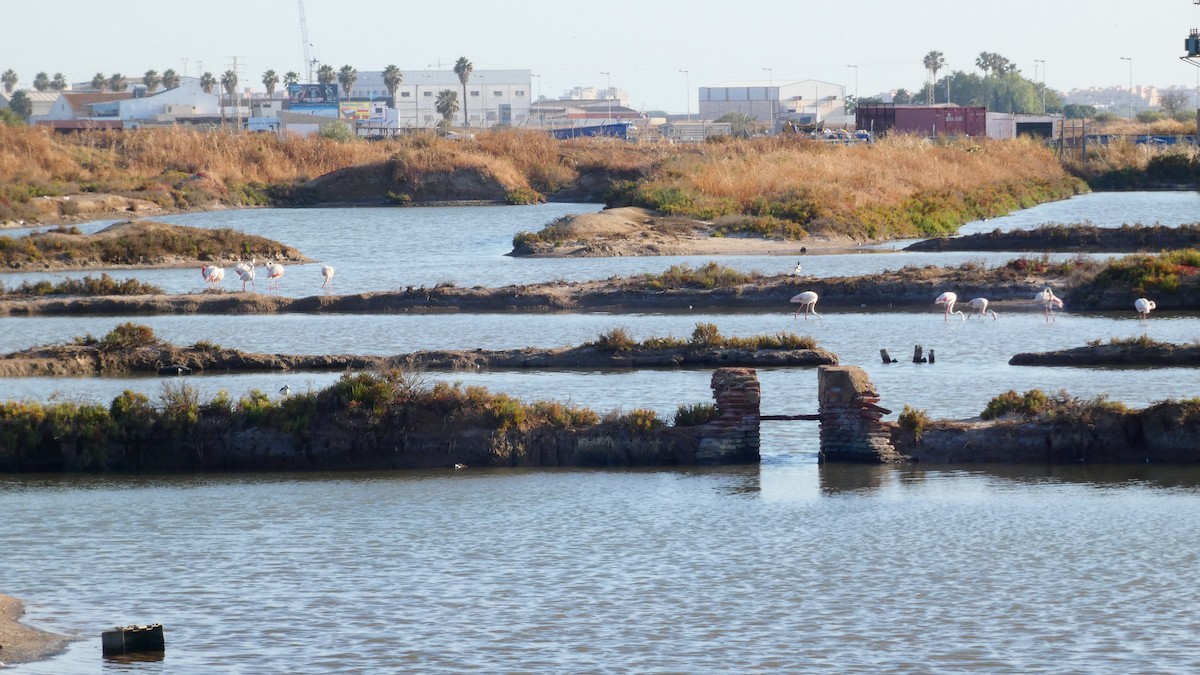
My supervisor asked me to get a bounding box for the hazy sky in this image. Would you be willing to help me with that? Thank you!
[6,0,1200,111]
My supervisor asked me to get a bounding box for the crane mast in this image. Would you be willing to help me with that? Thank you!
[299,0,314,83]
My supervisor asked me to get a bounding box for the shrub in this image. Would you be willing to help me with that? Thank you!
[593,327,637,353]
[674,403,719,426]
[690,322,723,348]
[504,187,545,205]
[898,404,931,441]
[981,389,1051,420]
[100,322,157,349]
[623,408,662,434]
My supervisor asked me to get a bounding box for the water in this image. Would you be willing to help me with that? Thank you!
[5,192,1200,672]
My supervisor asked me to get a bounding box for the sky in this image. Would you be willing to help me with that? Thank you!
[5,0,1200,112]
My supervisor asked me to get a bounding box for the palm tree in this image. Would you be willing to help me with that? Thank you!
[200,72,216,94]
[90,73,106,90]
[108,73,128,92]
[50,73,67,91]
[161,69,180,90]
[32,72,49,92]
[317,64,335,86]
[453,56,473,126]
[143,69,161,92]
[923,50,945,105]
[435,89,459,126]
[221,70,239,100]
[284,71,300,86]
[382,65,402,109]
[1,69,17,94]
[337,65,357,99]
[262,69,280,97]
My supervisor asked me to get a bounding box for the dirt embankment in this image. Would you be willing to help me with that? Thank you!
[0,339,838,377]
[0,594,75,666]
[905,223,1200,253]
[1009,340,1200,367]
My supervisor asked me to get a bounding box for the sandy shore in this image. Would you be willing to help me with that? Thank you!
[0,595,74,665]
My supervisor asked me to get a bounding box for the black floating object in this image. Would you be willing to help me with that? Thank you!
[158,364,192,376]
[928,349,936,364]
[102,623,165,657]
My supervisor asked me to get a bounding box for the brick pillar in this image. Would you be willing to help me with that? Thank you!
[695,368,761,464]
[817,365,903,463]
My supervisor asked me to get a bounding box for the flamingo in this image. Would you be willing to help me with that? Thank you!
[790,291,820,320]
[201,265,225,289]
[1034,288,1063,322]
[235,264,256,291]
[1135,297,1156,319]
[935,291,965,321]
[233,257,256,277]
[321,265,335,291]
[968,297,998,320]
[265,263,285,291]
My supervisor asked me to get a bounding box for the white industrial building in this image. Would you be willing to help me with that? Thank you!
[699,79,847,127]
[350,69,531,129]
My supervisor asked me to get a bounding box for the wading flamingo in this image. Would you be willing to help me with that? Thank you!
[968,297,998,320]
[1034,288,1063,322]
[790,291,820,320]
[321,265,335,291]
[1135,297,1156,319]
[233,257,256,277]
[265,263,285,291]
[201,265,225,289]
[935,291,965,321]
[235,264,256,291]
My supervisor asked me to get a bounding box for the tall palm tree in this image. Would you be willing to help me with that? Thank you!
[200,72,216,94]
[382,64,403,109]
[262,69,280,97]
[337,65,357,99]
[108,73,128,92]
[284,71,300,86]
[50,73,67,91]
[143,69,161,93]
[221,70,239,100]
[435,89,459,126]
[1,69,17,94]
[453,57,473,126]
[32,72,49,92]
[923,50,945,105]
[90,72,106,90]
[317,64,335,86]
[161,69,180,90]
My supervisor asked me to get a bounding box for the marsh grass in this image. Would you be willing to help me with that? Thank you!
[590,323,817,353]
[0,273,162,297]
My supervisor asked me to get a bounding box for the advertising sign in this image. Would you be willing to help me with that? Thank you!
[339,101,372,120]
[287,83,340,107]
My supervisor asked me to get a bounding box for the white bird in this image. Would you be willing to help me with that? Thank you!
[321,265,335,291]
[790,291,820,320]
[1135,297,1156,319]
[792,261,803,275]
[201,265,225,289]
[968,297,998,320]
[235,264,256,291]
[265,263,285,291]
[279,385,291,397]
[233,257,256,276]
[1034,288,1063,322]
[936,291,965,321]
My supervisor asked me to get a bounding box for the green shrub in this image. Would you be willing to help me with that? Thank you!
[504,187,545,205]
[898,404,931,441]
[690,322,723,348]
[100,322,157,349]
[593,327,637,353]
[623,408,662,434]
[674,403,719,426]
[981,389,1051,420]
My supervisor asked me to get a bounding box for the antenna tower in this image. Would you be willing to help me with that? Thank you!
[299,0,315,83]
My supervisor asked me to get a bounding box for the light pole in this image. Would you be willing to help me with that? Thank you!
[679,69,690,121]
[762,67,773,127]
[531,73,541,128]
[847,64,858,118]
[1120,57,1133,119]
[600,71,611,126]
[1034,59,1045,113]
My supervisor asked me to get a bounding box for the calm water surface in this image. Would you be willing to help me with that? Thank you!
[5,192,1200,672]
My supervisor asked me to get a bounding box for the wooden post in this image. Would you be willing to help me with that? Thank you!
[912,345,925,363]
[880,349,896,364]
[928,348,936,364]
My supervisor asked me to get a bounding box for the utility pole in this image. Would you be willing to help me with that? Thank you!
[1120,57,1133,119]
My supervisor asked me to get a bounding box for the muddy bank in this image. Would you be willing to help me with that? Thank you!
[0,595,75,665]
[1009,339,1200,367]
[905,223,1200,253]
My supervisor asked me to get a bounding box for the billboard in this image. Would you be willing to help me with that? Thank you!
[339,101,372,120]
[287,83,340,107]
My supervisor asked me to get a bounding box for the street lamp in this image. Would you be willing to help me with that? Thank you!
[600,71,611,126]
[679,69,690,121]
[1120,57,1133,119]
[1034,59,1045,113]
[531,73,541,128]
[762,67,773,128]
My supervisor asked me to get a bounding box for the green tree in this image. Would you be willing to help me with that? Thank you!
[284,71,300,86]
[9,90,32,119]
[161,69,180,90]
[143,69,161,92]
[1136,109,1166,123]
[713,111,756,136]
[50,73,67,91]
[108,73,128,92]
[32,72,49,92]
[0,108,23,126]
[435,89,459,125]
[318,119,355,141]
[1,69,17,94]
[317,64,335,85]
[220,70,238,100]
[262,69,279,97]
[337,65,357,99]
[90,72,106,90]
[200,72,216,94]
[382,64,403,109]
[923,50,945,105]
[453,56,473,126]
[892,88,913,105]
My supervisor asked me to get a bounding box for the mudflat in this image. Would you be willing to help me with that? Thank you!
[0,594,74,665]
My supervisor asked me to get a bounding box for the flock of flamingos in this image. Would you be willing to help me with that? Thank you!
[790,289,1156,322]
[199,260,335,293]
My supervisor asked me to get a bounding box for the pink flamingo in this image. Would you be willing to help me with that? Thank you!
[1034,288,1063,322]
[1135,297,1155,319]
[265,263,285,291]
[321,265,335,291]
[200,265,225,289]
[936,291,964,321]
[790,291,820,320]
[968,297,998,320]
[236,264,256,291]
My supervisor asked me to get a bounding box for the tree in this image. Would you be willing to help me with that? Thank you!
[161,69,180,90]
[108,73,128,92]
[284,71,300,86]
[713,111,757,136]
[200,72,216,94]
[382,64,403,109]
[1159,89,1191,116]
[922,50,945,105]
[32,72,49,92]
[50,73,67,91]
[91,73,106,90]
[435,89,459,125]
[453,56,473,126]
[0,108,23,126]
[316,64,335,86]
[9,90,32,119]
[221,70,239,99]
[143,69,160,92]
[1063,104,1096,119]
[337,65,358,99]
[892,88,913,105]
[262,69,279,97]
[1136,109,1166,123]
[1,69,17,94]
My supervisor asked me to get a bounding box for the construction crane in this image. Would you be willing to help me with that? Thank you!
[298,0,316,83]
